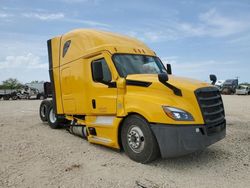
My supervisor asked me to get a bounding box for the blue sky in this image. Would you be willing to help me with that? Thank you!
[0,0,250,83]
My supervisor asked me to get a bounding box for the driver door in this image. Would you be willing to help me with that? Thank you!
[88,52,117,115]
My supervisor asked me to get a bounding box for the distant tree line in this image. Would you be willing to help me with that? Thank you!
[0,78,23,89]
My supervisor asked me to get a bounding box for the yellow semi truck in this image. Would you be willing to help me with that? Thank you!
[39,29,226,163]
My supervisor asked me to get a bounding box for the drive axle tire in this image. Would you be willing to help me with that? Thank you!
[121,115,159,164]
[39,100,51,122]
[37,94,45,100]
[46,104,60,129]
[11,96,17,100]
[3,95,10,100]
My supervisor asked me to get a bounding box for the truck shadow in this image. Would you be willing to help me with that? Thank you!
[83,138,230,168]
[40,124,231,168]
[151,147,231,168]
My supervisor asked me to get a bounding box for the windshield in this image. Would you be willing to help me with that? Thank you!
[112,54,166,77]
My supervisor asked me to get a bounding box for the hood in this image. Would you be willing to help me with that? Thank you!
[126,74,210,92]
[124,74,211,124]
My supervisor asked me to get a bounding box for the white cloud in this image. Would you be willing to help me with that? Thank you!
[65,18,109,27]
[161,57,248,82]
[189,8,249,37]
[178,8,250,38]
[22,12,64,21]
[126,8,250,43]
[0,11,13,23]
[20,11,109,27]
[161,56,179,66]
[60,0,102,4]
[62,0,89,2]
[0,33,49,82]
[0,53,47,69]
[0,12,12,18]
[126,30,177,43]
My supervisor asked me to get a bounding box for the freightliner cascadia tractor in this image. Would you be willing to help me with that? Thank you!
[39,29,226,163]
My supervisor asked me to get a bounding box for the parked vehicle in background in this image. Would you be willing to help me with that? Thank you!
[0,83,51,100]
[221,79,238,95]
[236,85,250,95]
[0,89,18,100]
[15,86,37,99]
[215,80,225,91]
[26,82,46,99]
[43,82,52,98]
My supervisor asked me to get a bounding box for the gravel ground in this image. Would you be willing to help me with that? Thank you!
[0,95,249,188]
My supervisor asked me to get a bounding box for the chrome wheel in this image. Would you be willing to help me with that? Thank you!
[127,126,145,153]
[49,108,57,123]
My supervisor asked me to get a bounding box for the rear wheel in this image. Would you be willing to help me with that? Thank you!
[39,100,51,122]
[46,104,60,129]
[121,115,159,163]
[11,95,18,100]
[37,94,45,100]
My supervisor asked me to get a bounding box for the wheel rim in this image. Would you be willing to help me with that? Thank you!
[127,125,145,153]
[41,105,46,118]
[49,108,56,123]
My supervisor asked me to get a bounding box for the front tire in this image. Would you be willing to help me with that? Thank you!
[121,115,159,163]
[46,104,60,129]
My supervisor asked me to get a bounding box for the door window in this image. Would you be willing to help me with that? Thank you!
[92,58,112,83]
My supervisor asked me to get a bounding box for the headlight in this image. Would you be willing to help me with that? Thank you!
[162,106,194,121]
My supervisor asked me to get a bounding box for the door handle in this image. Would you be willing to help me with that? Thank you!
[92,99,96,109]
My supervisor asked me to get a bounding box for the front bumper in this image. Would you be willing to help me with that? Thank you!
[150,121,226,158]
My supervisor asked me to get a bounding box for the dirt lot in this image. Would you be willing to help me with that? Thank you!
[0,95,249,188]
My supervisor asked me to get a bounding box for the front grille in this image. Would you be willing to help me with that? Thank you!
[195,87,226,135]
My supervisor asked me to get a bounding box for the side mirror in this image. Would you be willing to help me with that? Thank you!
[92,61,104,82]
[166,64,172,75]
[210,74,217,85]
[158,73,169,83]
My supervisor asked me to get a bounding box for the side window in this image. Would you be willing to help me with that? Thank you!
[92,58,112,83]
[63,40,71,57]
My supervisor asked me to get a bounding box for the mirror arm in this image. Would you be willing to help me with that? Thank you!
[158,79,182,96]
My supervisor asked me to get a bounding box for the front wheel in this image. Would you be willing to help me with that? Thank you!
[46,104,60,129]
[121,115,159,163]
